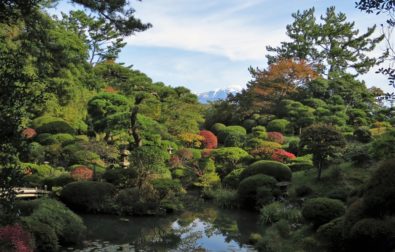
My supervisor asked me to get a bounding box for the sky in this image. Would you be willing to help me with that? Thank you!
[54,0,392,93]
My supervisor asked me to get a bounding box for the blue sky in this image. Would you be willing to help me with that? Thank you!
[54,0,391,93]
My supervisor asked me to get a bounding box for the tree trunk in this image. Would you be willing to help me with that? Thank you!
[317,160,322,180]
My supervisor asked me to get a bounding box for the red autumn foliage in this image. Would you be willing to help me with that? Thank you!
[0,224,33,252]
[249,146,275,159]
[103,86,118,93]
[169,156,182,168]
[271,149,296,163]
[199,130,218,149]
[70,166,93,180]
[21,128,37,139]
[267,132,285,144]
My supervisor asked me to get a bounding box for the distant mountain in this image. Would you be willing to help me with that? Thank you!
[197,86,243,104]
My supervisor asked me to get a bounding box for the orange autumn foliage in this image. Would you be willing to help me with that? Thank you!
[250,59,318,111]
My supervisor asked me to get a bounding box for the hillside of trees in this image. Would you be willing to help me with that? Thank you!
[0,1,395,252]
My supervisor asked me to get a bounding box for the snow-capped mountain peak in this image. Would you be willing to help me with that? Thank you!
[197,85,243,104]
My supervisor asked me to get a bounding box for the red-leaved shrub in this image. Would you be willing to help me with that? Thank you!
[70,166,93,180]
[267,132,285,144]
[169,156,182,168]
[249,146,275,159]
[0,224,33,252]
[271,149,296,163]
[199,130,218,149]
[21,128,37,139]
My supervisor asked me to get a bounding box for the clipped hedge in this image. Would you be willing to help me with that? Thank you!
[32,116,75,134]
[223,168,244,189]
[267,119,290,133]
[240,160,292,182]
[60,181,116,213]
[238,174,277,210]
[302,197,345,228]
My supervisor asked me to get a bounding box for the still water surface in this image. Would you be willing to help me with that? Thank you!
[62,203,259,251]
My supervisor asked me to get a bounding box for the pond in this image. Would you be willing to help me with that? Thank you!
[62,201,260,251]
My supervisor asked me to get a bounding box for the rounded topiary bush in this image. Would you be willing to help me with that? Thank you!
[217,125,247,144]
[240,160,292,182]
[288,162,314,172]
[316,217,345,250]
[237,174,277,210]
[348,218,395,252]
[60,181,116,213]
[33,116,75,134]
[224,132,246,147]
[302,197,345,228]
[243,119,257,132]
[267,119,290,133]
[362,158,395,217]
[211,123,227,135]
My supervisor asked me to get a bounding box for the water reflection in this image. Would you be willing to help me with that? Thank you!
[63,204,258,251]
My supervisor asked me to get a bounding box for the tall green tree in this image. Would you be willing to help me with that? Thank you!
[300,124,346,180]
[267,7,385,78]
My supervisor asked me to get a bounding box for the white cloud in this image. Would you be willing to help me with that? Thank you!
[127,0,286,61]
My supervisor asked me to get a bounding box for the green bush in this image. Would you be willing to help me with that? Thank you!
[41,175,76,190]
[60,181,116,213]
[217,125,246,143]
[69,150,101,166]
[370,129,395,160]
[224,132,246,147]
[348,218,395,252]
[302,197,345,228]
[151,178,183,199]
[363,158,395,217]
[267,119,290,133]
[240,160,292,182]
[288,162,314,172]
[211,188,239,209]
[36,133,58,145]
[21,199,86,251]
[252,126,267,138]
[242,119,257,132]
[344,143,371,165]
[33,116,75,134]
[211,123,226,135]
[223,168,244,189]
[260,202,302,224]
[317,217,345,251]
[295,185,314,197]
[20,163,55,177]
[27,142,45,162]
[115,187,160,216]
[237,174,276,210]
[353,126,372,143]
[102,168,137,188]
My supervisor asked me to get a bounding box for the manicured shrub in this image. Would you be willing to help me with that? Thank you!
[267,119,290,133]
[26,142,45,163]
[151,178,183,199]
[211,123,226,135]
[115,187,160,216]
[20,163,54,177]
[259,141,282,149]
[295,185,314,197]
[344,143,371,165]
[353,126,372,143]
[240,160,292,182]
[0,224,33,252]
[249,145,275,159]
[267,132,285,144]
[288,162,314,172]
[41,175,75,190]
[242,119,257,132]
[70,166,93,181]
[238,174,277,209]
[35,133,58,145]
[21,128,37,140]
[316,217,345,251]
[363,158,395,217]
[60,181,116,213]
[199,130,218,149]
[224,132,246,147]
[302,197,345,228]
[33,116,75,134]
[102,168,137,188]
[370,129,395,160]
[271,149,296,163]
[223,168,244,189]
[68,150,101,166]
[21,199,86,251]
[251,126,267,139]
[348,218,395,252]
[217,125,246,143]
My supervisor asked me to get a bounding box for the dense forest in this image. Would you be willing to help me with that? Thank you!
[0,1,395,252]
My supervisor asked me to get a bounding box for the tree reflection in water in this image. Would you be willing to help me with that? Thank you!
[63,204,258,251]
